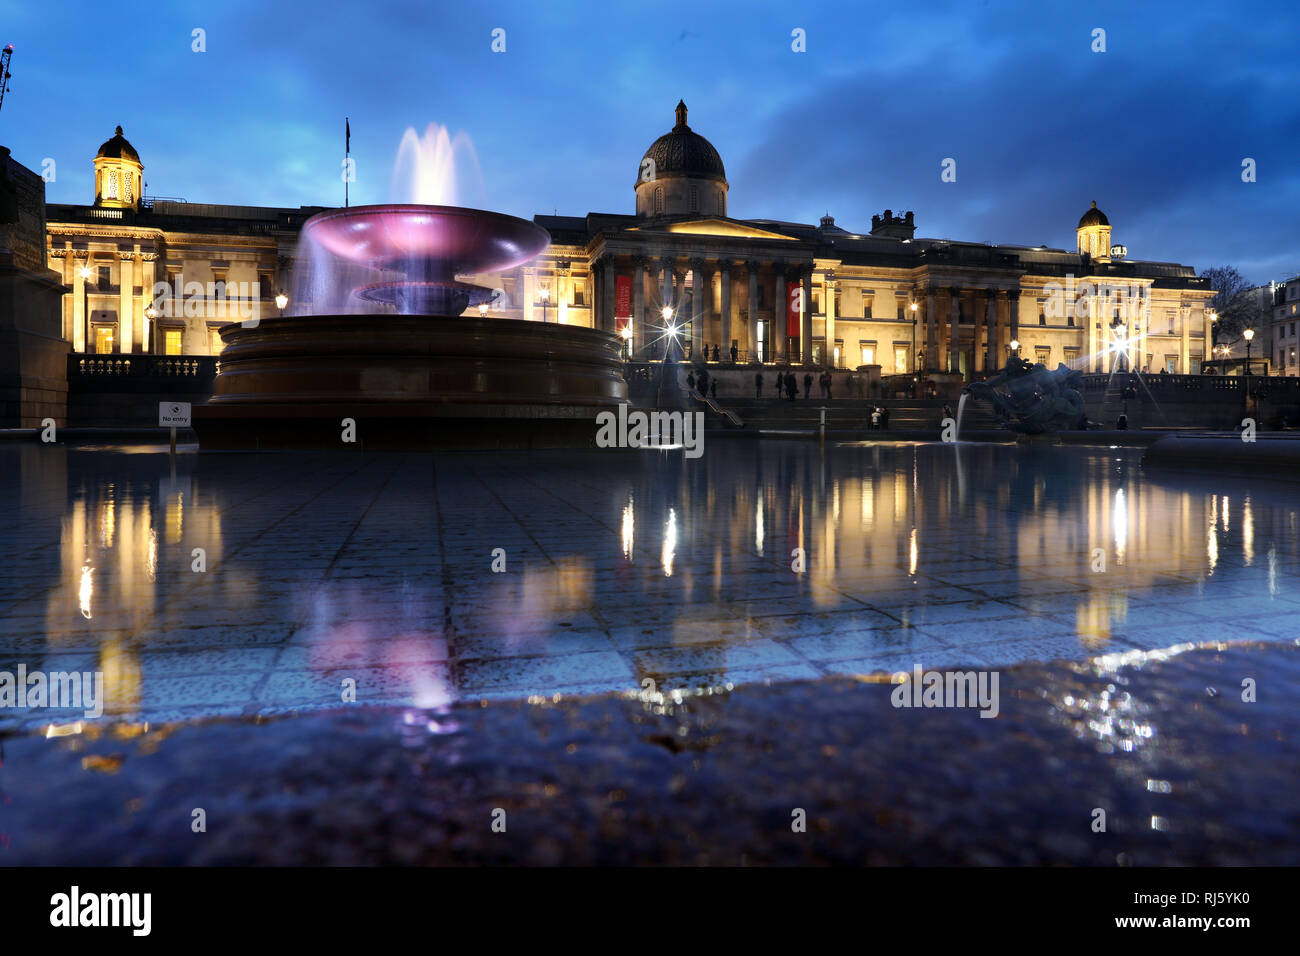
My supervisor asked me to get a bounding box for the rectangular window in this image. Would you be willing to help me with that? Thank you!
[98,266,111,290]
[93,326,114,354]
[863,296,872,319]
[1035,347,1051,366]
[894,346,908,374]
[573,284,584,307]
[1165,354,1178,374]
[859,340,876,366]
[208,327,224,354]
[164,329,183,355]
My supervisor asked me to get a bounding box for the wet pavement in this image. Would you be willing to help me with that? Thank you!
[0,641,1294,865]
[1,440,1298,729]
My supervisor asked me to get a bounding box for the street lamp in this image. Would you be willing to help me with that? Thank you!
[539,285,550,323]
[275,292,289,313]
[1243,328,1255,377]
[144,303,157,354]
[910,300,919,371]
[621,323,633,361]
[78,265,92,353]
[1009,338,1020,357]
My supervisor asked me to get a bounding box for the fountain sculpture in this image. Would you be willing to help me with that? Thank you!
[964,357,1085,435]
[194,127,627,450]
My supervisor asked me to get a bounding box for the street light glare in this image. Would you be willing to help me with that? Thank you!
[661,305,674,320]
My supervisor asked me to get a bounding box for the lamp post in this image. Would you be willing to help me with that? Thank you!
[1243,328,1255,378]
[78,265,92,353]
[144,304,157,354]
[275,292,288,315]
[910,300,919,372]
[621,324,633,362]
[1009,338,1020,360]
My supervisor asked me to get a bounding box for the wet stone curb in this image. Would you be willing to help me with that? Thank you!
[0,642,1295,865]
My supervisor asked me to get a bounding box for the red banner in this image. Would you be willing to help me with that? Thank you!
[787,283,802,337]
[616,275,631,318]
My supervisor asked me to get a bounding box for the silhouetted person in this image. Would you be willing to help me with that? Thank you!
[943,403,954,421]
[881,405,889,430]
[786,372,797,401]
[730,344,739,364]
[803,373,813,398]
[1116,413,1128,430]
[697,368,708,394]
[687,371,696,392]
[755,371,763,398]
[710,379,717,399]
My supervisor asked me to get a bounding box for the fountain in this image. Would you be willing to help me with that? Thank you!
[194,125,627,450]
[964,356,1085,437]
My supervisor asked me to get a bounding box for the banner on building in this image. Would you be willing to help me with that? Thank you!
[616,274,632,318]
[787,283,802,337]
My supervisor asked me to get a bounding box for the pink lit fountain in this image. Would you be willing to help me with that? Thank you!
[194,124,627,451]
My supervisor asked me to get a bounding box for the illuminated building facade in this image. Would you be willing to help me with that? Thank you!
[44,110,1215,379]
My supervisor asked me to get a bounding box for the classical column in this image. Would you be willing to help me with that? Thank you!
[925,289,937,370]
[719,262,732,357]
[118,252,134,353]
[949,287,961,375]
[141,253,158,352]
[690,258,705,360]
[1009,291,1021,364]
[72,254,87,352]
[602,259,617,335]
[800,268,814,367]
[774,269,787,364]
[824,272,836,368]
[1181,305,1192,373]
[981,290,995,372]
[523,267,537,323]
[556,266,570,326]
[632,256,646,358]
[660,257,674,316]
[747,261,760,362]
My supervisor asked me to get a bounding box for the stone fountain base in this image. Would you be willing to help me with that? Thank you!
[193,314,628,451]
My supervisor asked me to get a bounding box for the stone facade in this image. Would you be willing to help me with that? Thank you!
[38,112,1214,380]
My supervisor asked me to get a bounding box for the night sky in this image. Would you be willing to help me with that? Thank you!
[4,0,1297,282]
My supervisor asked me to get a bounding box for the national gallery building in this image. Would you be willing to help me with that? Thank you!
[44,105,1214,377]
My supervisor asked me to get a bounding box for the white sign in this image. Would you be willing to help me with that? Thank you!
[159,401,191,428]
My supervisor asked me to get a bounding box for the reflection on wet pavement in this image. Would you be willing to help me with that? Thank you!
[1,440,1297,727]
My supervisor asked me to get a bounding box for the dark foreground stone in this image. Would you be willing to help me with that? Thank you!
[1,642,1296,865]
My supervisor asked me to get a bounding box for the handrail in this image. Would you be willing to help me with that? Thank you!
[677,379,744,427]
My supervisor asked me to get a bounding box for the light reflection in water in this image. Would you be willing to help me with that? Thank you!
[1112,487,1127,565]
[9,440,1298,723]
[662,508,677,577]
[621,497,634,560]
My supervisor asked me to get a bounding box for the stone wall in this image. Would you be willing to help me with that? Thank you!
[0,146,70,426]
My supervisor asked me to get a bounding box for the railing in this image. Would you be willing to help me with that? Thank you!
[677,379,744,427]
[69,354,219,394]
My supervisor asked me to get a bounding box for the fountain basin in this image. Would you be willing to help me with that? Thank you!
[194,314,629,450]
[302,204,550,279]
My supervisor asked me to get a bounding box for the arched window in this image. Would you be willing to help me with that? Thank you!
[654,187,663,214]
[124,173,133,204]
[106,170,118,200]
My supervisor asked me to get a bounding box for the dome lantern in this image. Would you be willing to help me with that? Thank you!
[93,125,143,210]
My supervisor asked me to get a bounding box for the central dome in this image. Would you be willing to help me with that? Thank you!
[636,100,726,185]
[634,101,729,217]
